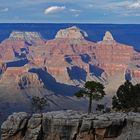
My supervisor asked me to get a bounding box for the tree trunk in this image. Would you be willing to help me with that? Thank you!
[88,95,92,114]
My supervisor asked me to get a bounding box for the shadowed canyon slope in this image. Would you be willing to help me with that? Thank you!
[0,26,140,121]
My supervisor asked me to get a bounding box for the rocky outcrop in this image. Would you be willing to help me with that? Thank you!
[2,111,140,140]
[103,31,114,41]
[55,26,88,39]
[0,31,45,61]
[0,65,28,85]
[9,31,42,40]
[9,31,45,46]
[0,65,43,89]
[18,72,43,89]
[0,61,6,74]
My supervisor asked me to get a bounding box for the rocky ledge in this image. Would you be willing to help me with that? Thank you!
[1,111,140,140]
[9,31,42,40]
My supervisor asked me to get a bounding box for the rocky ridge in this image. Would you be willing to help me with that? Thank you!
[9,31,42,40]
[1,111,140,140]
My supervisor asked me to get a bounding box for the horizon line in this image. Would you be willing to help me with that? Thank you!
[0,22,140,25]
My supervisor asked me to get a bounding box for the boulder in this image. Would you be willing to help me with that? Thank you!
[1,112,29,140]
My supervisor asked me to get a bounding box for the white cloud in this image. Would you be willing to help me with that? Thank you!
[106,1,140,10]
[128,2,140,9]
[69,9,81,12]
[0,7,9,12]
[86,1,140,10]
[44,6,66,15]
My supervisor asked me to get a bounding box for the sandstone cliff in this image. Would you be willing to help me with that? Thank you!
[1,111,140,140]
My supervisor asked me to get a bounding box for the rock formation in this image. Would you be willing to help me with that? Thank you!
[27,27,140,93]
[0,61,6,74]
[0,62,44,90]
[18,72,43,89]
[103,31,114,41]
[9,31,42,40]
[0,31,45,62]
[2,111,140,140]
[1,26,140,94]
[96,32,134,75]
[0,27,140,93]
[55,26,88,39]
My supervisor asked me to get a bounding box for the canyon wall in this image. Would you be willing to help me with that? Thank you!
[1,27,140,92]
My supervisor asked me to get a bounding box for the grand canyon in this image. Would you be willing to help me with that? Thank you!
[1,26,140,92]
[0,25,140,128]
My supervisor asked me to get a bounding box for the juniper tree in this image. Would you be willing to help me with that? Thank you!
[75,81,105,114]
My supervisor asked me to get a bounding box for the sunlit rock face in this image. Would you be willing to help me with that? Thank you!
[24,27,140,92]
[28,26,97,85]
[18,72,43,89]
[96,31,134,75]
[0,31,45,62]
[55,26,88,39]
[44,38,96,84]
[9,31,41,40]
[103,31,114,41]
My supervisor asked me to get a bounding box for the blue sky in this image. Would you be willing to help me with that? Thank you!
[0,0,140,23]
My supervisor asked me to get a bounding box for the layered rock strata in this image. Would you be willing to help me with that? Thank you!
[1,111,140,140]
[1,27,140,94]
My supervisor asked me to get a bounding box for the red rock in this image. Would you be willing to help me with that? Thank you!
[18,72,43,89]
[0,65,29,84]
[0,64,42,88]
[131,70,140,78]
[1,27,140,95]
[0,31,45,61]
[95,31,134,75]
[27,28,137,85]
[0,60,6,73]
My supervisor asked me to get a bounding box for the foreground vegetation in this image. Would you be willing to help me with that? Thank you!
[112,80,140,112]
[75,81,105,114]
[31,80,140,114]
